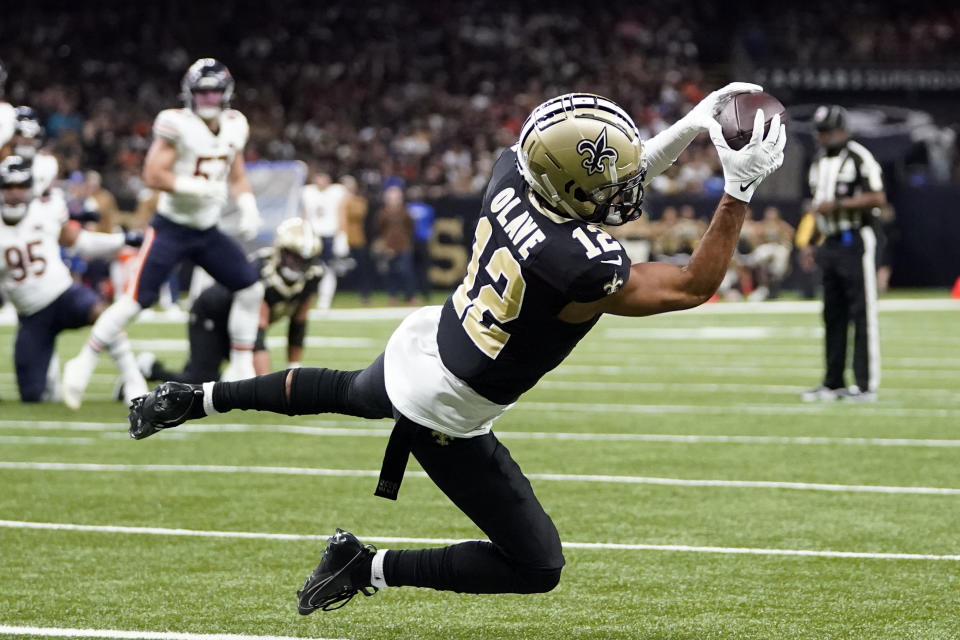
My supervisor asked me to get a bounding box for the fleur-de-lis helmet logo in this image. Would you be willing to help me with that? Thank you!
[577,127,619,176]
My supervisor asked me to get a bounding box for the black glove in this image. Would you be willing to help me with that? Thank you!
[124,230,145,247]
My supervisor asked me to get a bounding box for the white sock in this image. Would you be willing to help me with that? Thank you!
[89,296,141,354]
[202,381,219,415]
[317,270,337,310]
[43,353,62,401]
[109,332,147,396]
[370,549,389,589]
[228,348,254,368]
[227,281,264,350]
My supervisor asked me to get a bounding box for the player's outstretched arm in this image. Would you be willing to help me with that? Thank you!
[595,193,748,317]
[561,110,786,322]
[59,220,143,258]
[642,82,762,185]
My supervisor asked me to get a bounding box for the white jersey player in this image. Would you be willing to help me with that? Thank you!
[301,171,348,310]
[0,155,144,402]
[0,60,16,153]
[152,104,250,230]
[7,106,58,196]
[62,58,265,409]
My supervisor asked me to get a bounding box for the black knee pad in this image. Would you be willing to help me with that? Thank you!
[516,565,563,594]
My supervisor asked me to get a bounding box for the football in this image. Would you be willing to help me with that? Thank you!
[717,91,787,150]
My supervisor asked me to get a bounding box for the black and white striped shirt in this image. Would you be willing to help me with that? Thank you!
[808,140,884,237]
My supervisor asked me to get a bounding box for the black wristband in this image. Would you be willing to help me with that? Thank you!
[253,327,267,352]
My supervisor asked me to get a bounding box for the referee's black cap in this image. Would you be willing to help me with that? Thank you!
[813,105,848,132]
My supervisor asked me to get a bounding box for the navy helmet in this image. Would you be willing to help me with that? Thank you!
[181,58,235,119]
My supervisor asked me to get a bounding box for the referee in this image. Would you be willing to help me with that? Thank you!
[801,105,886,402]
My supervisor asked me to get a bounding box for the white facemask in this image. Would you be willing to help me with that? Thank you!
[14,144,36,160]
[279,266,302,283]
[1,201,28,225]
[195,105,222,120]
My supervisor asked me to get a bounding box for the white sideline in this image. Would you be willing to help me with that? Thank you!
[537,380,960,401]
[2,461,959,495]
[0,298,956,327]
[0,435,94,444]
[129,336,372,352]
[4,420,960,448]
[0,520,958,561]
[0,626,348,640]
[516,402,960,419]
[555,363,960,378]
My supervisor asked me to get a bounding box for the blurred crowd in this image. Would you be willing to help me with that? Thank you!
[2,2,956,207]
[2,1,709,206]
[738,2,960,65]
[1,0,948,308]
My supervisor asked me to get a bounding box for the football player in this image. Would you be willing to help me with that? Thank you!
[9,106,59,196]
[0,60,15,155]
[300,170,348,310]
[62,58,265,409]
[0,156,144,402]
[137,218,323,384]
[128,85,785,612]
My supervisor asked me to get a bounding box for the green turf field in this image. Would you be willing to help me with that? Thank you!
[1,297,959,640]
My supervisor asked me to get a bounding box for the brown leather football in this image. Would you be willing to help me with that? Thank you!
[717,92,787,150]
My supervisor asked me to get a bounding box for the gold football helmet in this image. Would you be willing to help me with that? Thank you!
[517,93,645,226]
[273,217,322,282]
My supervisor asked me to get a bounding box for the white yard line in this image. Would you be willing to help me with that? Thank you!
[516,401,960,419]
[0,436,94,444]
[0,520,957,561]
[537,379,960,401]
[554,363,960,377]
[2,461,958,495]
[3,420,960,448]
[0,373,115,383]
[129,336,372,352]
[1,298,955,328]
[604,327,822,340]
[0,626,349,640]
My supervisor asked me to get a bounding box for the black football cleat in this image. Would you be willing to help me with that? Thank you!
[297,529,378,614]
[127,382,206,440]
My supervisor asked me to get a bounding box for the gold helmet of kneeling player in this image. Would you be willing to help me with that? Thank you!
[273,217,322,283]
[517,93,646,226]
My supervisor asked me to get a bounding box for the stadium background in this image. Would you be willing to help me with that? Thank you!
[2,3,960,640]
[1,0,958,294]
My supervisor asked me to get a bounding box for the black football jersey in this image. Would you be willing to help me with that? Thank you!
[437,148,631,404]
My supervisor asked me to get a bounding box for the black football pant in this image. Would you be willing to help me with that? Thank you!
[211,355,565,593]
[817,228,880,392]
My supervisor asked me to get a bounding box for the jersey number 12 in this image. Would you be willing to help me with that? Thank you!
[451,217,526,359]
